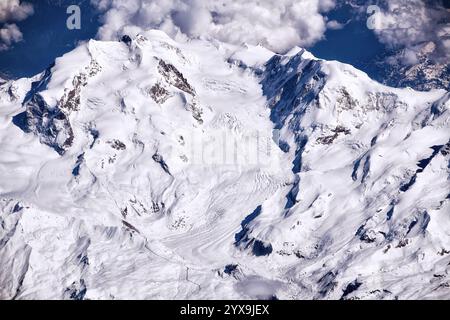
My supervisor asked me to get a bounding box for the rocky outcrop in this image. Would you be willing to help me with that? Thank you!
[14,94,74,155]
[157,59,195,96]
[149,83,170,104]
[58,60,101,112]
[13,60,101,155]
[156,59,202,123]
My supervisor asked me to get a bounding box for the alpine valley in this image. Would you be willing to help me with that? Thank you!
[0,30,449,300]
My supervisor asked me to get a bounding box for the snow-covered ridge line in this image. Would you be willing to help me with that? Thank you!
[0,30,449,300]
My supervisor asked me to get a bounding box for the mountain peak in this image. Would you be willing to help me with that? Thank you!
[0,32,449,300]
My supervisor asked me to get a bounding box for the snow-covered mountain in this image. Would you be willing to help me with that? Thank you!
[0,30,449,300]
[379,42,450,92]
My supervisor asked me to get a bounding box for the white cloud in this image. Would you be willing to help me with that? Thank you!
[0,0,33,51]
[368,0,449,63]
[0,0,34,23]
[0,23,23,51]
[91,0,336,52]
[401,48,419,65]
[326,20,345,30]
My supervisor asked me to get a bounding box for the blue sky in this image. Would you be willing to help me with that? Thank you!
[0,0,100,79]
[0,0,429,82]
[309,2,386,77]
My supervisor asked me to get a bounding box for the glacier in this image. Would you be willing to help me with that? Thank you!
[0,30,449,300]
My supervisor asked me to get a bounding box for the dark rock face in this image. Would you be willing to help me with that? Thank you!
[234,205,262,245]
[440,139,450,156]
[355,223,377,243]
[366,92,405,113]
[58,75,85,112]
[261,52,327,215]
[400,144,444,192]
[13,60,100,155]
[341,279,362,300]
[317,271,338,298]
[252,240,273,256]
[336,87,359,110]
[152,152,171,175]
[13,94,74,155]
[187,102,203,124]
[72,153,84,177]
[157,59,202,123]
[121,35,132,46]
[316,125,351,145]
[0,81,19,102]
[58,60,101,112]
[219,264,243,280]
[23,64,54,105]
[108,139,126,150]
[378,47,450,92]
[224,264,238,275]
[262,52,326,130]
[64,279,87,300]
[149,83,170,104]
[234,206,273,257]
[158,60,196,96]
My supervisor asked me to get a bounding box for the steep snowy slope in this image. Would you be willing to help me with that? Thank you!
[0,30,449,300]
[251,49,450,299]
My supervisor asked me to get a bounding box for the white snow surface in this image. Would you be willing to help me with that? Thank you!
[0,30,449,300]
